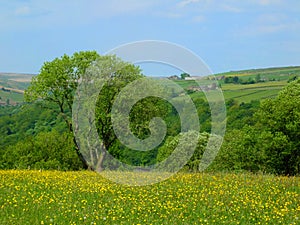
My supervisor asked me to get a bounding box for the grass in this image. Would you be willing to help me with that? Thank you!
[175,80,287,103]
[216,66,300,81]
[1,170,299,224]
[0,90,24,104]
[221,81,286,102]
[154,78,286,104]
[0,73,32,90]
[206,65,300,103]
[223,89,280,103]
[0,80,30,91]
[0,73,31,105]
[220,81,287,91]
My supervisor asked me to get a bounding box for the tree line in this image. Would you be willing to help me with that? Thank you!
[0,51,299,175]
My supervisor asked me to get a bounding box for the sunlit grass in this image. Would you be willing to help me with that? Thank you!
[1,170,299,224]
[221,81,287,91]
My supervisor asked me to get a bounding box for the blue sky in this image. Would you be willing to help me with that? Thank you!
[1,0,300,75]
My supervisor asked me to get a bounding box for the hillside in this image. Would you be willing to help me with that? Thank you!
[0,73,34,106]
[216,66,300,80]
[217,66,300,102]
[174,66,300,103]
[0,66,299,106]
[0,65,299,175]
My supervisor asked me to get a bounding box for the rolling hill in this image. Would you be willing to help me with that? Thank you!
[174,66,300,103]
[0,72,34,105]
[0,66,299,106]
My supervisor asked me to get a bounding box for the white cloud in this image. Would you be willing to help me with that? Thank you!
[89,0,160,17]
[257,24,289,33]
[161,12,183,19]
[192,15,205,22]
[1,0,299,33]
[257,0,282,6]
[238,9,300,36]
[220,4,242,13]
[256,13,286,23]
[0,0,161,30]
[15,6,31,16]
[176,0,244,13]
[176,0,201,8]
[238,21,300,36]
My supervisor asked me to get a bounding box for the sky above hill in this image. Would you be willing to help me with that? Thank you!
[1,0,300,75]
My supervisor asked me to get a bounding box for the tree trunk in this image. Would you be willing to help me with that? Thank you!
[96,149,107,172]
[69,118,93,171]
[72,136,92,170]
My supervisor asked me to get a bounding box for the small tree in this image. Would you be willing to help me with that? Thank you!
[255,74,261,83]
[180,72,190,80]
[232,76,239,84]
[156,131,217,172]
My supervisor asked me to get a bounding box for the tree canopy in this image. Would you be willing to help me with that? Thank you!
[25,52,171,171]
[210,78,300,175]
[255,78,300,175]
[25,51,100,169]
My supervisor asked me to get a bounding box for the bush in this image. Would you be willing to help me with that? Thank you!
[0,130,83,170]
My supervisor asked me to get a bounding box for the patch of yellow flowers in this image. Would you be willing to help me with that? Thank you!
[0,170,299,224]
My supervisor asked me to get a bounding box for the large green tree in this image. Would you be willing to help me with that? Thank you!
[83,55,145,171]
[212,79,300,175]
[75,56,174,171]
[26,52,169,171]
[25,51,100,169]
[255,79,300,175]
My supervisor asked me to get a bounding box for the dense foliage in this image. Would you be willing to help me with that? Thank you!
[0,50,299,175]
[0,103,80,170]
[210,79,300,175]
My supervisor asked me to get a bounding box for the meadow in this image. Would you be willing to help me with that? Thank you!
[175,79,288,103]
[1,170,299,225]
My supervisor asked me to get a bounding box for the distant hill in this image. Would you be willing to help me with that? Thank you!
[0,66,299,106]
[213,66,300,102]
[215,66,300,81]
[175,66,300,103]
[0,72,34,89]
[0,73,35,106]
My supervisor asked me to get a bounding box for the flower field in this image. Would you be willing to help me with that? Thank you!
[0,170,299,225]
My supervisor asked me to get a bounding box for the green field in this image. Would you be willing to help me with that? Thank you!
[174,79,287,103]
[172,66,300,103]
[0,73,32,105]
[1,170,299,225]
[222,82,285,103]
[0,90,24,105]
[1,66,299,105]
[216,66,300,81]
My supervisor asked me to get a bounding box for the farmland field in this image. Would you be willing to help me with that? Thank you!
[1,170,299,224]
[0,90,24,104]
[216,66,300,81]
[0,66,299,105]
